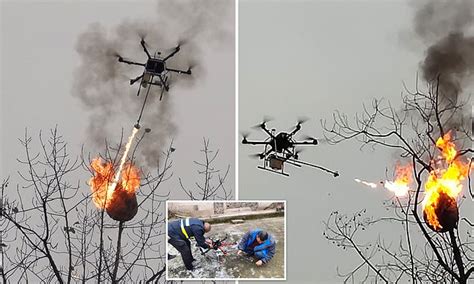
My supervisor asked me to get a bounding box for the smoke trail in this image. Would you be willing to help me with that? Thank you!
[413,0,474,131]
[72,0,233,167]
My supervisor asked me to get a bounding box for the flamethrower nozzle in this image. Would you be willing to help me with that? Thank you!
[134,123,141,130]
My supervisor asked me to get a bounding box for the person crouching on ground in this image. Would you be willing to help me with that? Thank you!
[168,218,213,270]
[237,229,276,266]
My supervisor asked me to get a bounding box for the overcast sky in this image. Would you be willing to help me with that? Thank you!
[239,0,472,283]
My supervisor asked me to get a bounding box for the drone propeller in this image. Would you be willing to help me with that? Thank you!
[249,153,265,159]
[177,38,188,48]
[241,131,250,139]
[301,135,319,144]
[240,131,250,143]
[163,38,188,54]
[186,59,198,74]
[138,30,147,41]
[112,51,121,58]
[294,148,304,159]
[297,116,309,125]
[113,52,126,62]
[302,135,330,144]
[251,116,273,129]
[139,37,150,48]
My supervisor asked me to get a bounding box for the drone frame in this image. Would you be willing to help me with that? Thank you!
[118,39,192,128]
[199,235,236,256]
[243,121,339,177]
[117,39,192,100]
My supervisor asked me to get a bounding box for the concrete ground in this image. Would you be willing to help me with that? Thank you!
[167,216,285,279]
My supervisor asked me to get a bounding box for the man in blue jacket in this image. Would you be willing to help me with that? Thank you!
[168,218,213,270]
[237,229,276,266]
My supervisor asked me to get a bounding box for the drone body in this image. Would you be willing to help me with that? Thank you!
[117,39,192,128]
[242,119,339,177]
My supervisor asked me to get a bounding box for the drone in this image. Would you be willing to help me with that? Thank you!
[242,118,339,177]
[200,235,236,256]
[117,38,192,128]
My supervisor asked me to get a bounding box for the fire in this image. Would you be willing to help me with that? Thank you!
[88,127,141,222]
[384,164,412,197]
[354,178,378,189]
[422,132,469,232]
[89,158,140,209]
[355,164,412,197]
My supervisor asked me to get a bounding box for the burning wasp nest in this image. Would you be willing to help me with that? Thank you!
[89,158,140,222]
[423,191,459,233]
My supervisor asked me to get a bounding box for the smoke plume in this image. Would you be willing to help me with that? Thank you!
[414,0,474,131]
[72,0,233,167]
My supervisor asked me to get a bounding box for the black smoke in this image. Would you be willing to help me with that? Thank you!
[414,0,473,132]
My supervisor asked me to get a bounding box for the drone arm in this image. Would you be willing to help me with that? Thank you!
[260,126,275,138]
[293,141,318,145]
[166,67,192,75]
[140,40,152,59]
[163,46,180,61]
[289,124,302,136]
[130,74,144,85]
[242,140,270,145]
[118,57,146,67]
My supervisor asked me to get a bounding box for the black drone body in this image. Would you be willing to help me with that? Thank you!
[117,39,192,128]
[242,119,339,177]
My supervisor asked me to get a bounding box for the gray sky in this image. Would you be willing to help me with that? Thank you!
[239,0,472,282]
[1,0,235,199]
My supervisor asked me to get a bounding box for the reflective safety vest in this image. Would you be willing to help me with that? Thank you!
[180,218,192,239]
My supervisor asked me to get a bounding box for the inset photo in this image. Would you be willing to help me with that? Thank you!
[166,200,286,281]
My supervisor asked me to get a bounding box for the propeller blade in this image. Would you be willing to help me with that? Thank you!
[187,59,198,73]
[303,135,327,144]
[252,116,273,129]
[138,31,147,41]
[177,38,188,47]
[249,153,265,159]
[240,131,250,139]
[263,115,273,123]
[297,116,309,125]
[294,148,304,159]
[140,36,149,48]
[301,135,317,141]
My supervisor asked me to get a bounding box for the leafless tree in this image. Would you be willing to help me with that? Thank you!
[322,77,473,283]
[179,138,232,201]
[0,127,173,283]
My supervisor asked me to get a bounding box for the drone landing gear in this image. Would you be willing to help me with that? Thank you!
[257,166,289,177]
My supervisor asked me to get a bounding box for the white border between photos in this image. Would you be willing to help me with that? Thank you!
[235,0,240,202]
[165,200,287,281]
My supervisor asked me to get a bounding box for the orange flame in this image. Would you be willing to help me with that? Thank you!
[355,164,412,197]
[422,132,469,232]
[89,158,140,209]
[384,163,412,197]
